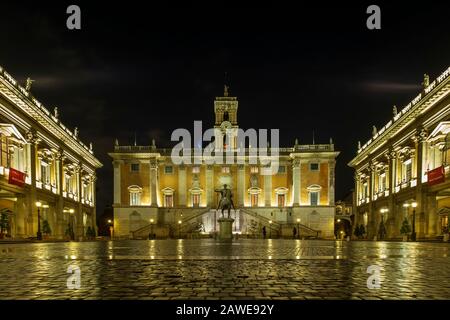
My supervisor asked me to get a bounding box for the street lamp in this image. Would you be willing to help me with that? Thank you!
[35,201,42,240]
[296,218,300,239]
[178,220,182,239]
[411,202,417,241]
[269,220,272,238]
[150,219,154,239]
[107,219,113,239]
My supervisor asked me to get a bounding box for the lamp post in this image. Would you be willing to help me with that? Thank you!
[150,219,154,239]
[403,203,410,241]
[336,218,341,239]
[269,220,272,239]
[107,219,113,239]
[178,220,182,239]
[36,201,42,240]
[296,218,300,239]
[411,202,417,241]
[379,208,389,240]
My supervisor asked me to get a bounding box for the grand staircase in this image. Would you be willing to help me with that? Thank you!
[130,207,211,239]
[240,208,321,239]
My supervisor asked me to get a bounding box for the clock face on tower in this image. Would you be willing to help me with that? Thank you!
[220,121,232,130]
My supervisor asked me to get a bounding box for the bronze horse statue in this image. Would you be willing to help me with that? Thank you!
[215,184,236,218]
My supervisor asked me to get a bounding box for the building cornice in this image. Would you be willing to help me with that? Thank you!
[0,66,102,169]
[349,66,450,168]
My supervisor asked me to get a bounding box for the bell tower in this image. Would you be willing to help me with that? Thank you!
[214,85,239,149]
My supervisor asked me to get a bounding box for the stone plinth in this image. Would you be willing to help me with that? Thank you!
[218,218,234,241]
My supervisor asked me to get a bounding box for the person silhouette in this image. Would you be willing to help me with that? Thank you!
[262,226,267,239]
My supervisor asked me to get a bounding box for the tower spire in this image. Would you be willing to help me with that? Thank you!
[224,71,229,97]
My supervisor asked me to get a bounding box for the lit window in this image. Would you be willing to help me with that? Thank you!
[192,166,200,174]
[403,160,412,182]
[222,167,230,174]
[164,166,173,174]
[128,185,142,206]
[310,191,319,206]
[310,163,319,171]
[379,173,386,191]
[250,166,259,174]
[130,163,140,172]
[192,194,200,207]
[251,194,258,207]
[164,194,173,207]
[65,174,72,192]
[277,194,285,207]
[41,162,50,184]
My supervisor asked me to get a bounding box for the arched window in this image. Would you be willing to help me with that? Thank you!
[128,185,142,206]
[161,187,175,207]
[248,187,262,207]
[307,185,322,206]
[275,187,288,207]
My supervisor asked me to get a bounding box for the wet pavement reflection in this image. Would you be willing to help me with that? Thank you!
[0,239,449,299]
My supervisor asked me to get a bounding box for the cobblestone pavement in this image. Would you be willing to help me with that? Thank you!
[1,239,450,300]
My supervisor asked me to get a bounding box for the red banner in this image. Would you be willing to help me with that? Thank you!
[8,168,26,187]
[428,166,445,186]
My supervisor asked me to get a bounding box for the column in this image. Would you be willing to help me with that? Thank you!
[150,158,158,206]
[113,160,122,205]
[56,150,64,239]
[426,193,438,237]
[25,130,37,237]
[76,164,83,240]
[368,164,376,239]
[206,165,214,207]
[178,165,187,206]
[415,129,427,238]
[387,151,395,238]
[264,170,272,207]
[237,164,245,206]
[91,175,97,235]
[292,158,300,206]
[328,160,335,206]
[14,196,27,238]
[352,174,359,236]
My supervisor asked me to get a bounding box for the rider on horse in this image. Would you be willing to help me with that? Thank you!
[215,184,236,218]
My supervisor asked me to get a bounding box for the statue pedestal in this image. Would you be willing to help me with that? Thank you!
[218,218,234,241]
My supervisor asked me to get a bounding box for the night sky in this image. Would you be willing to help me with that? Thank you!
[1,2,450,220]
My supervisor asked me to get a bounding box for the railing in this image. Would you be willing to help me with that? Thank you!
[130,207,211,239]
[113,145,333,154]
[0,66,95,155]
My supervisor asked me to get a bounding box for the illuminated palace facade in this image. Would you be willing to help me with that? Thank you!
[0,66,102,240]
[109,89,339,239]
[349,66,450,240]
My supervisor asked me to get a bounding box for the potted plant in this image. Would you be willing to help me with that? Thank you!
[353,224,361,239]
[400,218,411,241]
[64,223,74,241]
[442,225,449,242]
[0,210,11,239]
[359,224,366,239]
[85,226,96,240]
[42,220,52,240]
